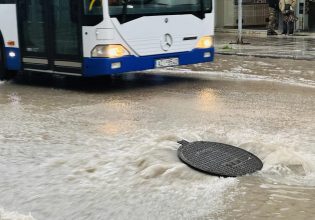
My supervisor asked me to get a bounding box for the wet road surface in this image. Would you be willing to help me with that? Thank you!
[0,55,314,220]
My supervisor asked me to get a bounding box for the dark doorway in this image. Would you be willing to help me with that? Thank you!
[309,1,315,31]
[17,0,82,73]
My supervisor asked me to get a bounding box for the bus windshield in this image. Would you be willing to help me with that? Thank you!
[109,0,212,17]
[83,0,212,18]
[84,0,103,15]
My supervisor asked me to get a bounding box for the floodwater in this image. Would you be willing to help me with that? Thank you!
[0,55,314,220]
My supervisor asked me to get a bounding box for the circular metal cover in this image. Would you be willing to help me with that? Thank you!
[178,141,263,177]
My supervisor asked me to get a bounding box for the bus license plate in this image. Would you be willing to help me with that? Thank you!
[155,58,179,68]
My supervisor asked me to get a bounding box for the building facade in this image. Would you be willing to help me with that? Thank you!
[215,0,315,32]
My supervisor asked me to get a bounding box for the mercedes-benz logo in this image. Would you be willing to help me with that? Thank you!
[161,34,173,51]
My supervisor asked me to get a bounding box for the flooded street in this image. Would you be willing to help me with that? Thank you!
[0,55,314,220]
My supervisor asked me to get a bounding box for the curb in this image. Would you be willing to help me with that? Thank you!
[215,29,267,38]
[215,51,315,61]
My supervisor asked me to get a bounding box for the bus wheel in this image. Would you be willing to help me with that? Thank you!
[0,46,16,81]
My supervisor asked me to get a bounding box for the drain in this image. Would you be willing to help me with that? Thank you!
[178,140,263,177]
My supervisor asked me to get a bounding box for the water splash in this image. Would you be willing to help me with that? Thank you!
[0,207,35,220]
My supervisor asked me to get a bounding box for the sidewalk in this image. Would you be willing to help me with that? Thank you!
[215,32,315,60]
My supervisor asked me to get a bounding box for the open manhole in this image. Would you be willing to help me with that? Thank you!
[178,140,263,177]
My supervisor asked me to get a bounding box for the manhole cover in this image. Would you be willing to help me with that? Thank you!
[178,140,263,177]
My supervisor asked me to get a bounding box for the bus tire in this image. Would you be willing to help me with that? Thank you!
[0,34,16,81]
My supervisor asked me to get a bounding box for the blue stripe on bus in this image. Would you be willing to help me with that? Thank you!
[5,47,21,71]
[83,48,215,77]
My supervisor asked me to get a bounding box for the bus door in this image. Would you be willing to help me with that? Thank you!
[18,0,82,75]
[310,1,315,31]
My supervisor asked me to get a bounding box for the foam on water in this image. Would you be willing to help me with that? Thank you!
[34,133,239,219]
[192,125,315,219]
[0,208,35,220]
[197,126,315,186]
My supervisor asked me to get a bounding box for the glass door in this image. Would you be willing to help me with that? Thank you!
[309,1,315,31]
[18,0,82,73]
[52,0,82,72]
[19,0,49,69]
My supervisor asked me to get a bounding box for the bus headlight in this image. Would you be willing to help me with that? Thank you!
[91,45,129,58]
[196,36,214,49]
[9,51,16,58]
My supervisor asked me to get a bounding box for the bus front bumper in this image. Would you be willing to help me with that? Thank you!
[83,48,214,77]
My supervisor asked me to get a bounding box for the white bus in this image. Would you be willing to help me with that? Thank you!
[0,0,214,80]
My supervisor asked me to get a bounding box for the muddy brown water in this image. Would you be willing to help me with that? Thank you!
[0,55,314,220]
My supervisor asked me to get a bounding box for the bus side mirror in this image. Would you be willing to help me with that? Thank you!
[70,0,79,23]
